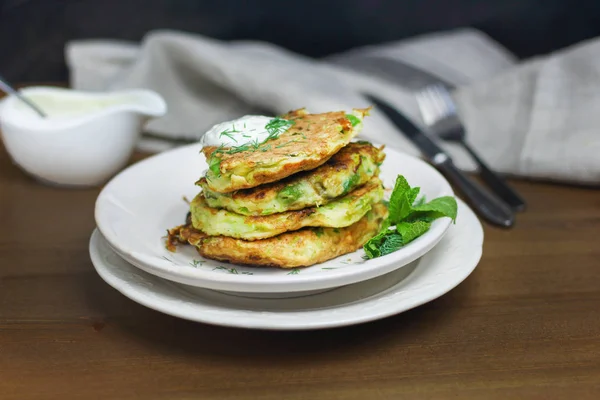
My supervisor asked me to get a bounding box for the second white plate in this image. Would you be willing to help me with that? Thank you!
[90,199,482,330]
[95,142,454,293]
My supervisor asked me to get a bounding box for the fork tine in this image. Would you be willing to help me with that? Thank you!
[417,84,457,125]
[428,85,449,119]
[417,85,444,124]
[416,89,437,125]
[433,84,457,116]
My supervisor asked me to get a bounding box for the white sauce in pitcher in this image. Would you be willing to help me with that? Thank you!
[12,92,134,120]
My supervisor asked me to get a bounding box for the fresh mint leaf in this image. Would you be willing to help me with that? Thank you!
[389,185,421,225]
[413,195,427,207]
[378,232,403,256]
[404,188,421,217]
[363,220,391,258]
[363,174,458,259]
[363,220,431,259]
[387,175,410,223]
[396,220,431,244]
[411,196,458,223]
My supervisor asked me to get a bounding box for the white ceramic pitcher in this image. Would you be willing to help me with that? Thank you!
[0,86,167,187]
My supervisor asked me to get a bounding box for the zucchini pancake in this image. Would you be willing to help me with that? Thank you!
[167,108,390,269]
[190,177,384,240]
[202,108,370,193]
[198,141,385,216]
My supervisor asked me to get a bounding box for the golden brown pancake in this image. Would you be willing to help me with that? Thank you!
[189,177,384,241]
[167,203,388,268]
[198,141,385,215]
[201,108,370,193]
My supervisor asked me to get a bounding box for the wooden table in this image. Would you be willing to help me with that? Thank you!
[1,139,599,400]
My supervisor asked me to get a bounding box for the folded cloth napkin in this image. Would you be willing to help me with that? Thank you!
[66,28,600,184]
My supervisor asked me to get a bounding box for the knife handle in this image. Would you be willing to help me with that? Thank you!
[436,159,515,227]
[461,140,526,212]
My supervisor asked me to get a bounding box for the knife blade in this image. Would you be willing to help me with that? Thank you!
[363,93,515,228]
[338,56,526,211]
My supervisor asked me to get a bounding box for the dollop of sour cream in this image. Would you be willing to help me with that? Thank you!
[200,115,278,147]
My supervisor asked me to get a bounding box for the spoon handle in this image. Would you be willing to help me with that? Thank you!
[0,75,47,118]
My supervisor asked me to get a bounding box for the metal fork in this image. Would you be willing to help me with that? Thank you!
[416,84,526,211]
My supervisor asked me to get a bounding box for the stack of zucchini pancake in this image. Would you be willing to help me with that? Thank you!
[167,107,389,268]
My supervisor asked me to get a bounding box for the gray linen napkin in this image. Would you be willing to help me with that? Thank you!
[65,28,600,184]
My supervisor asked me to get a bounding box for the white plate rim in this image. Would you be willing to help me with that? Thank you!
[94,142,455,293]
[89,199,483,330]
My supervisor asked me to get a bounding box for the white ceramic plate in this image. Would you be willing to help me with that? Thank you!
[90,199,482,330]
[95,142,454,294]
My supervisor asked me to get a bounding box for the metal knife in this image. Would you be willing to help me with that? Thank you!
[335,55,526,211]
[363,92,515,228]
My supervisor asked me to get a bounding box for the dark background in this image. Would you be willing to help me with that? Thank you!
[2,0,600,83]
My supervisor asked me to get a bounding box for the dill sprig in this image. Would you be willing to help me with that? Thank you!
[219,124,241,142]
[265,117,295,141]
[207,117,295,164]
[292,132,307,139]
[213,266,253,275]
[219,131,238,142]
[275,139,300,149]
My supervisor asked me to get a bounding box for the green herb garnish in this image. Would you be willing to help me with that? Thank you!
[275,139,299,149]
[214,143,251,155]
[210,118,294,158]
[212,266,254,275]
[363,175,457,259]
[219,130,238,143]
[345,114,361,127]
[265,117,295,140]
[292,132,307,139]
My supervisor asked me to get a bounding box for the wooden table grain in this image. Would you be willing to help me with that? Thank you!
[1,139,599,399]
